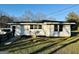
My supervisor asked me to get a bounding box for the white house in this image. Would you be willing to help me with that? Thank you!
[7,20,76,37]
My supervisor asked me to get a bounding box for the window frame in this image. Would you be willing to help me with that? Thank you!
[30,25,42,29]
[54,24,58,31]
[59,24,63,32]
[38,25,42,29]
[30,25,33,29]
[54,24,63,32]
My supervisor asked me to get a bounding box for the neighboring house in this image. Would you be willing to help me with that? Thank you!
[7,20,76,37]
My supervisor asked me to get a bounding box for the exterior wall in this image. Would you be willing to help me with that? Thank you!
[50,24,71,37]
[11,25,24,36]
[42,24,51,36]
[24,24,45,36]
[24,25,30,35]
[42,24,71,37]
[12,24,46,36]
[10,23,71,37]
[59,25,71,37]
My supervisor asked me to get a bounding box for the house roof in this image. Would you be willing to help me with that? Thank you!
[7,20,76,25]
[9,20,65,23]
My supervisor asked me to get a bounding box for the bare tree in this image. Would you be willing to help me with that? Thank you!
[22,10,34,21]
[0,11,14,28]
[34,12,47,20]
[22,10,56,21]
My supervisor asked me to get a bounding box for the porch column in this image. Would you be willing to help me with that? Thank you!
[58,25,60,36]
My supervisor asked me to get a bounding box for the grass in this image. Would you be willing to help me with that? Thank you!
[43,35,79,54]
[54,37,79,54]
[34,36,78,54]
[1,35,79,54]
[9,37,65,53]
[10,42,53,54]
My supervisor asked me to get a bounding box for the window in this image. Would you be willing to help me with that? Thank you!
[39,25,42,29]
[54,24,63,31]
[59,25,63,31]
[30,25,42,29]
[54,24,58,31]
[30,25,33,29]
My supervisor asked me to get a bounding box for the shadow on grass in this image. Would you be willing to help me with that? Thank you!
[9,37,68,53]
[30,38,68,54]
[9,40,53,52]
[13,36,32,43]
[0,36,37,51]
[49,38,79,54]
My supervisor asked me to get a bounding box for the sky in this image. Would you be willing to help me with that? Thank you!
[0,4,79,21]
